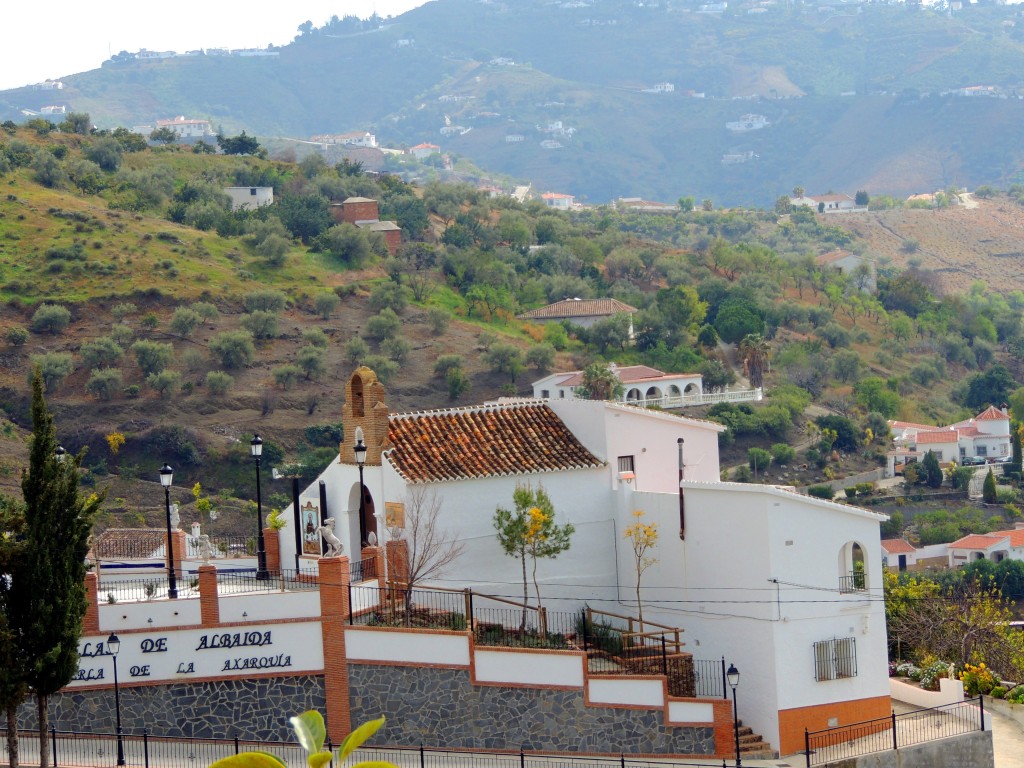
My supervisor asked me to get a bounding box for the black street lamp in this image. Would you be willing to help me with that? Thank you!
[159,464,178,599]
[354,436,367,547]
[727,663,741,767]
[55,445,66,463]
[251,435,269,580]
[107,632,125,766]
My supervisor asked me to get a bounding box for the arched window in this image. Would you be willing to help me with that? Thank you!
[626,388,642,401]
[838,541,867,593]
[645,386,662,401]
[350,374,364,417]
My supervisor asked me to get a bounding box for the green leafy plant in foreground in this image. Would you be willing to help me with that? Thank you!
[210,711,395,768]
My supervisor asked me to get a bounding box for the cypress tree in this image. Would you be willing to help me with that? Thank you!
[1011,422,1022,478]
[13,371,102,768]
[983,468,998,504]
[0,495,27,768]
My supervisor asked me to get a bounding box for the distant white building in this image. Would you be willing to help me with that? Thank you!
[310,131,377,148]
[540,191,574,209]
[532,364,703,403]
[153,116,214,139]
[224,187,274,212]
[726,114,770,131]
[888,406,1012,474]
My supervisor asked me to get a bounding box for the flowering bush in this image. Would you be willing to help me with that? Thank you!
[919,660,952,691]
[959,662,998,696]
[894,662,919,679]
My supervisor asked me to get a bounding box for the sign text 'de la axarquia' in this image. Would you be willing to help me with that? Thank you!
[71,622,324,685]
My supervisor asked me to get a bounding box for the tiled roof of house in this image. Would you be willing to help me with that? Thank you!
[553,365,699,388]
[890,420,937,432]
[914,430,958,445]
[518,298,638,320]
[882,538,917,554]
[949,533,1008,550]
[986,528,1024,547]
[976,406,1009,421]
[356,220,401,231]
[541,192,574,200]
[815,249,853,266]
[386,401,604,483]
[91,528,167,559]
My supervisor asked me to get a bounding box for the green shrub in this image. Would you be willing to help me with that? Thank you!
[131,340,174,375]
[5,326,28,346]
[770,443,796,464]
[205,370,234,395]
[844,487,857,499]
[990,686,1007,699]
[147,370,181,399]
[807,485,834,500]
[30,304,71,335]
[210,330,255,368]
[86,368,124,401]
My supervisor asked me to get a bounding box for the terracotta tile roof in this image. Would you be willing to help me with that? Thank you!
[882,539,916,554]
[91,528,167,559]
[976,406,1009,421]
[386,401,604,483]
[554,365,699,388]
[890,420,937,431]
[987,528,1024,547]
[519,298,638,320]
[914,430,958,445]
[949,533,1008,550]
[815,249,853,266]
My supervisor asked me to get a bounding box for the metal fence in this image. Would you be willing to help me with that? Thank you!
[215,568,320,593]
[0,727,733,768]
[350,556,378,584]
[185,535,252,558]
[98,576,178,603]
[804,697,985,766]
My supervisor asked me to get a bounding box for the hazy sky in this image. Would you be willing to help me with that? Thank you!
[2,1,431,91]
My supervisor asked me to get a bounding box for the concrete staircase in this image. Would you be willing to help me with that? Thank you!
[736,720,776,759]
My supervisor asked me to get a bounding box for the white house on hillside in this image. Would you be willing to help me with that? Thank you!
[224,186,274,211]
[277,367,891,757]
[533,364,701,401]
[888,406,1012,473]
[948,526,1024,566]
[518,297,637,334]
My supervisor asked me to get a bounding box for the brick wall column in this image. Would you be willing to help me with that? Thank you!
[385,540,409,590]
[319,556,351,743]
[83,571,99,634]
[265,527,281,574]
[711,698,736,759]
[361,545,385,588]
[198,565,220,626]
[170,530,187,579]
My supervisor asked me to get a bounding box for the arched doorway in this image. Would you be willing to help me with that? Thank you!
[360,484,377,547]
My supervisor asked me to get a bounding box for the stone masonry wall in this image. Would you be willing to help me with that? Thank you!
[348,664,715,756]
[18,676,326,742]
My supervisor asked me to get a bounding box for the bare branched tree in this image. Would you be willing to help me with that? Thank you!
[388,487,465,625]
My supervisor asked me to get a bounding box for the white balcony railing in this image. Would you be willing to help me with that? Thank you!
[623,387,763,410]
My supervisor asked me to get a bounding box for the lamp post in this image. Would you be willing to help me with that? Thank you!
[107,632,125,766]
[159,464,178,599]
[55,445,66,463]
[251,435,269,580]
[727,663,741,767]
[354,436,367,546]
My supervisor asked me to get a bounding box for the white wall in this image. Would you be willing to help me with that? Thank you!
[474,649,584,687]
[71,621,324,687]
[345,627,470,666]
[99,597,202,631]
[218,590,321,623]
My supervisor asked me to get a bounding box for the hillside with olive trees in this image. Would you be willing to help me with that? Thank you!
[1,117,1024,541]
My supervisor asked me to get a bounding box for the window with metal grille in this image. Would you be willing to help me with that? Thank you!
[813,637,858,681]
[618,455,635,473]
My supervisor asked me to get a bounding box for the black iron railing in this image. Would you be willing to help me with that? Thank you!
[0,726,732,768]
[805,697,985,766]
[215,568,319,592]
[97,577,174,603]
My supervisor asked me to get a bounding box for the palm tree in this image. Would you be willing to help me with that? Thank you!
[577,362,624,401]
[739,334,770,389]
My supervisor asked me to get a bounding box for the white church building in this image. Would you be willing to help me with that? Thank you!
[278,367,891,756]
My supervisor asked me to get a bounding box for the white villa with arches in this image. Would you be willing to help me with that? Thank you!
[274,367,889,757]
[531,364,763,409]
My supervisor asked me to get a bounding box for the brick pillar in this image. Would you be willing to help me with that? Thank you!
[265,527,281,574]
[385,540,409,590]
[198,565,220,626]
[170,530,187,579]
[712,698,736,759]
[361,545,385,587]
[83,571,100,634]
[319,556,351,743]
